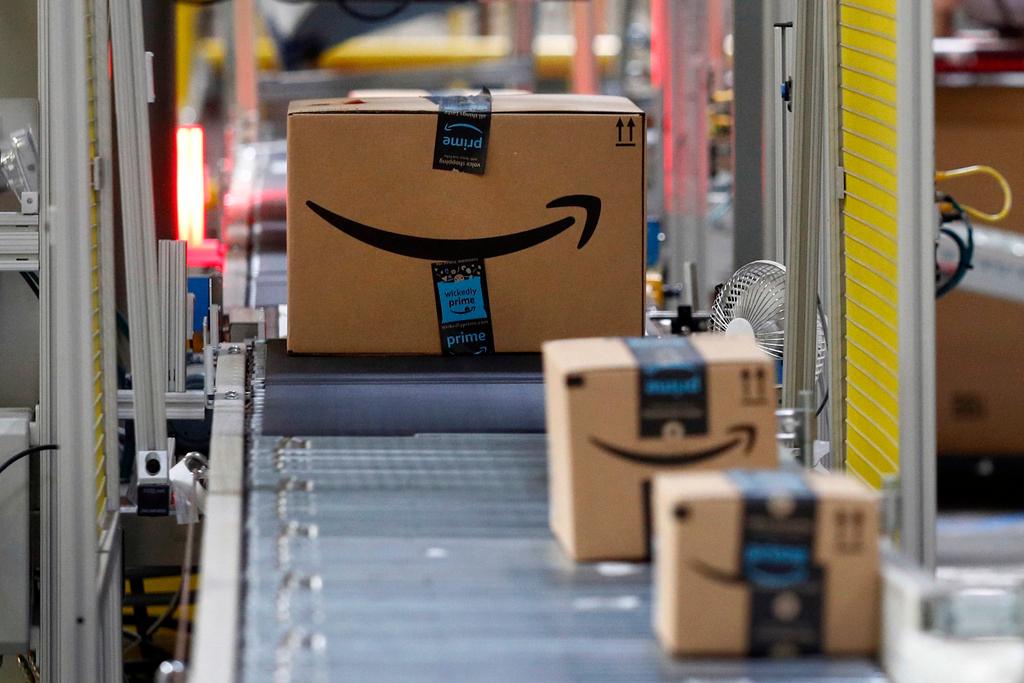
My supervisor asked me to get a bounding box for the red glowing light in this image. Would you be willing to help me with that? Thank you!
[176,125,205,248]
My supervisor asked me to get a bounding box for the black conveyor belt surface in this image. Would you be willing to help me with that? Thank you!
[261,339,545,436]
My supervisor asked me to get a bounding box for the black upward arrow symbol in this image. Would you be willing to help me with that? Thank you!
[616,118,624,142]
[627,118,635,142]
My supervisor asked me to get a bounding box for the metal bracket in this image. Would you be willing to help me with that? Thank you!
[0,214,39,272]
[18,191,37,215]
[90,156,103,192]
[117,389,207,421]
[776,389,816,467]
[135,448,170,517]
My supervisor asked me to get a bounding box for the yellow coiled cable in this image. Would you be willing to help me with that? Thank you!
[935,165,1013,223]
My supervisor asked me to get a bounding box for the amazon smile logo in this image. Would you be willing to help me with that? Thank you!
[306,194,601,261]
[443,122,483,134]
[589,424,756,467]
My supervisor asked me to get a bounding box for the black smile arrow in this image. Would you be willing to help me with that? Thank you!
[589,424,756,467]
[306,194,601,261]
[690,559,747,586]
[691,557,806,588]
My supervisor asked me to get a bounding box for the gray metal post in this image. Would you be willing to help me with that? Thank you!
[732,0,765,268]
[823,0,846,471]
[111,0,168,453]
[896,0,937,571]
[38,0,102,676]
[781,0,824,420]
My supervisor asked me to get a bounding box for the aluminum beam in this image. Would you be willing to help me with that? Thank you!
[111,0,167,453]
[781,0,825,426]
[896,0,937,571]
[190,343,248,683]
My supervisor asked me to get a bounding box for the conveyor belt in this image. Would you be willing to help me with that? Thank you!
[260,339,545,436]
[240,340,886,683]
[241,432,886,683]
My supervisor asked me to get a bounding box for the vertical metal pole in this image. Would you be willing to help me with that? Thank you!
[663,0,709,298]
[732,0,766,268]
[111,0,168,452]
[232,0,259,143]
[93,0,123,514]
[762,9,781,263]
[823,0,846,471]
[572,0,598,94]
[775,20,793,261]
[142,0,177,242]
[896,0,936,571]
[38,0,101,677]
[781,0,824,416]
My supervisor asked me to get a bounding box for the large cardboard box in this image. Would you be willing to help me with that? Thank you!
[935,86,1024,455]
[286,93,645,355]
[543,335,778,561]
[653,470,879,658]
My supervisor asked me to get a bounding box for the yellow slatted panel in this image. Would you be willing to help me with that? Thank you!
[839,0,899,488]
[85,0,108,535]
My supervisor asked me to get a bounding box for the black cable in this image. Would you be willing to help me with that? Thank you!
[19,271,39,298]
[936,194,975,299]
[0,444,59,477]
[815,296,829,417]
[936,227,969,297]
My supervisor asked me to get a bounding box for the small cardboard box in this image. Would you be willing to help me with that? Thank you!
[542,335,778,561]
[935,85,1024,455]
[653,470,879,657]
[287,93,645,355]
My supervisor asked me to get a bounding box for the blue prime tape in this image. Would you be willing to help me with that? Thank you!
[431,259,495,356]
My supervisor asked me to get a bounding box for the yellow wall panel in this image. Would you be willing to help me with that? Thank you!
[840,5,897,38]
[840,25,897,60]
[841,67,897,104]
[844,197,898,239]
[839,109,897,148]
[845,217,898,260]
[843,151,898,191]
[843,0,896,18]
[840,46,897,83]
[839,0,900,487]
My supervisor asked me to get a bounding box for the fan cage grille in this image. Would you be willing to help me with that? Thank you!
[709,260,826,377]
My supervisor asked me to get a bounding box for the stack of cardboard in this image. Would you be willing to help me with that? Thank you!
[543,334,880,658]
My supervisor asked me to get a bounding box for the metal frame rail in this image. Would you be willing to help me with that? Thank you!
[191,342,249,682]
[190,343,885,682]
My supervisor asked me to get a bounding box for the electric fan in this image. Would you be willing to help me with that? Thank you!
[709,260,827,379]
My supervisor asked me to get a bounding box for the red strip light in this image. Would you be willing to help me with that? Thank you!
[176,125,205,247]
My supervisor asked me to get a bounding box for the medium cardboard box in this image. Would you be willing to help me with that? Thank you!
[935,85,1024,455]
[543,335,778,562]
[286,93,646,355]
[653,470,879,657]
